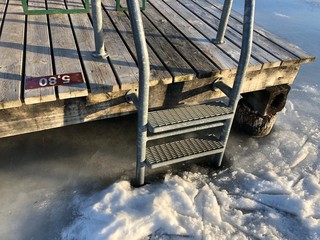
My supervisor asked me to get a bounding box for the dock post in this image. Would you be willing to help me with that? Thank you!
[91,0,107,58]
[127,0,150,186]
[214,0,233,44]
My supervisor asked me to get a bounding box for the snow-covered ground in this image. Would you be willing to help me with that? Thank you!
[61,104,320,239]
[61,0,320,239]
[0,0,318,240]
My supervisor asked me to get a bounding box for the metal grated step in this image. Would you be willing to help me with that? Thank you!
[146,135,224,169]
[147,102,233,133]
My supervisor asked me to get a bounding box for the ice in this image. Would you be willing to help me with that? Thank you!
[273,12,290,18]
[61,165,320,239]
[60,0,320,237]
[0,0,320,239]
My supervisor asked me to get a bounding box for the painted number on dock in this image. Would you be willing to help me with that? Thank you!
[25,72,84,89]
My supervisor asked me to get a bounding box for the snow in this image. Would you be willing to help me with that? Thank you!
[0,0,317,239]
[61,166,320,240]
[61,77,320,239]
[61,0,320,239]
[61,133,320,239]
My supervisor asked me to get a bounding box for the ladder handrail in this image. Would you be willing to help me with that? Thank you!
[228,0,255,110]
[213,0,256,166]
[215,0,255,111]
[91,0,255,186]
[127,0,150,186]
[215,0,234,44]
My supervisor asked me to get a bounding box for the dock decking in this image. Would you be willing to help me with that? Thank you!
[0,0,314,138]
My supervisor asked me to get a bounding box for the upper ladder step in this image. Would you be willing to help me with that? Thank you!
[148,102,233,133]
[146,135,224,169]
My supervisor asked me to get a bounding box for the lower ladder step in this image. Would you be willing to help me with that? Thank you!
[146,135,224,169]
[148,102,233,133]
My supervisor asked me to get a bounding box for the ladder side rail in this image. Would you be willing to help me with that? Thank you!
[127,0,150,186]
[229,0,255,110]
[215,0,255,165]
[215,0,234,44]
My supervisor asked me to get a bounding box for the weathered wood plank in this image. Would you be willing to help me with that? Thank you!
[150,0,253,74]
[140,10,196,82]
[0,0,8,27]
[195,0,299,65]
[183,0,282,69]
[100,6,140,90]
[218,64,300,95]
[150,0,237,72]
[144,3,220,78]
[170,0,262,71]
[0,63,301,139]
[67,0,119,93]
[206,0,315,64]
[0,0,24,109]
[102,0,172,85]
[48,0,89,100]
[24,0,56,104]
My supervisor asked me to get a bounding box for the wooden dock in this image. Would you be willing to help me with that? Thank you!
[0,0,314,138]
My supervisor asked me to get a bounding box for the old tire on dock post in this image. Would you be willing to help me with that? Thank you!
[234,98,277,137]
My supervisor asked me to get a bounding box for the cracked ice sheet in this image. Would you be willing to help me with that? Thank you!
[61,82,320,239]
[61,62,320,240]
[61,0,320,238]
[62,164,320,240]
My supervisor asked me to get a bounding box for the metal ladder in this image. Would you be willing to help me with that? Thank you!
[91,0,256,186]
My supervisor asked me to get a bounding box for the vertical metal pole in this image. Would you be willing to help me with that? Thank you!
[91,0,107,58]
[214,0,233,44]
[216,0,255,165]
[229,0,255,109]
[127,0,150,186]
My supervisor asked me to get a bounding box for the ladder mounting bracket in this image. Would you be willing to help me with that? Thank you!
[125,89,139,106]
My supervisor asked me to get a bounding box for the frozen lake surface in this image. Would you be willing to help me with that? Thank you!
[0,0,319,239]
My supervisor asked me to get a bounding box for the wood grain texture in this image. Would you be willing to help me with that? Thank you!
[48,0,88,99]
[144,3,219,78]
[0,0,24,109]
[140,8,196,82]
[0,63,300,139]
[0,0,8,26]
[150,0,238,73]
[102,0,173,85]
[206,0,315,64]
[100,6,140,90]
[67,0,119,94]
[162,0,261,71]
[0,0,313,126]
[184,0,282,68]
[24,0,56,104]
